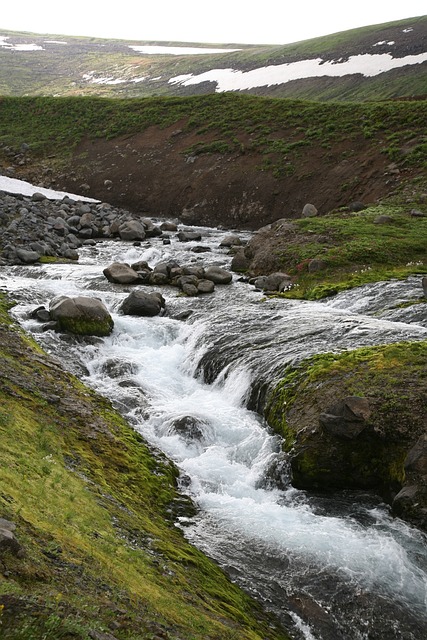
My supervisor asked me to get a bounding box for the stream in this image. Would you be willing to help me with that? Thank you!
[1,224,426,640]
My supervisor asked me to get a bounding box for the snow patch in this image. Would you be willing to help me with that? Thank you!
[169,52,427,92]
[0,175,99,203]
[373,40,395,47]
[0,37,43,51]
[82,72,126,85]
[44,40,68,45]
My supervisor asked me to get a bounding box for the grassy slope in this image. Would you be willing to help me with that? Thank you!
[276,198,427,299]
[0,16,426,100]
[0,93,426,162]
[0,295,288,640]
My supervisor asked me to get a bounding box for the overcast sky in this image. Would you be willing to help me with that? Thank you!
[1,1,426,45]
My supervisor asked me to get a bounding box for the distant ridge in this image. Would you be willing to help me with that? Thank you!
[0,15,426,100]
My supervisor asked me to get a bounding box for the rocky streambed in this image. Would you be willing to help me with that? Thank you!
[1,178,427,640]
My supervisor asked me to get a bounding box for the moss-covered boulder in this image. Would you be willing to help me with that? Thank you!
[265,341,427,530]
[49,295,114,336]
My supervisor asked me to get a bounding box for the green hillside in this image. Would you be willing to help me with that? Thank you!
[0,15,425,101]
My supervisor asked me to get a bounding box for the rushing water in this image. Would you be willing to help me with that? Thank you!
[1,226,427,640]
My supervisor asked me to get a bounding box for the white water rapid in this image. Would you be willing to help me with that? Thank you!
[1,227,427,640]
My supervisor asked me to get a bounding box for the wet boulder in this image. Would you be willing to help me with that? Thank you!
[255,272,291,292]
[103,262,142,284]
[131,260,151,272]
[170,416,206,441]
[121,290,165,317]
[149,272,170,286]
[160,221,178,232]
[141,218,162,238]
[197,279,215,294]
[181,283,199,297]
[204,266,233,285]
[220,234,242,247]
[30,305,51,322]
[177,231,202,242]
[118,220,146,241]
[191,245,211,253]
[49,295,114,336]
[422,276,427,298]
[231,248,251,272]
[182,265,205,279]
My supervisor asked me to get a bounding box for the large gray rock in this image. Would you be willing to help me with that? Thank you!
[15,248,40,264]
[177,231,202,242]
[204,266,233,285]
[181,283,199,297]
[260,272,291,292]
[103,262,142,284]
[149,272,170,286]
[160,221,178,232]
[140,218,162,238]
[231,248,251,272]
[197,279,215,294]
[422,276,427,298]
[49,296,114,336]
[170,416,206,440]
[118,220,146,241]
[121,291,165,317]
[220,234,242,247]
[0,518,23,557]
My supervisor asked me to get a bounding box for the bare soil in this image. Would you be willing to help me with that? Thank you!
[43,122,418,230]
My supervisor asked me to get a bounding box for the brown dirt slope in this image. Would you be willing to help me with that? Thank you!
[38,123,419,230]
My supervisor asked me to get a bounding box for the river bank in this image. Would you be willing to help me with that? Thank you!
[0,290,289,640]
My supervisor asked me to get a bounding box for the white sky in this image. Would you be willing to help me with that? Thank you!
[1,1,426,45]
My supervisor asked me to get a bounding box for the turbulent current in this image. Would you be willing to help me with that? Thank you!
[1,225,427,640]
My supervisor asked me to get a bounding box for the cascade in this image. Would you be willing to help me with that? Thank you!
[1,228,427,640]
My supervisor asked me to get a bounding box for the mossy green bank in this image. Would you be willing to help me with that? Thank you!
[0,293,288,640]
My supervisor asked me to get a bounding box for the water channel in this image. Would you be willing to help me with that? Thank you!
[1,225,426,640]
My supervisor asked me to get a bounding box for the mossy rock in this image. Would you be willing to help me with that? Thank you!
[49,295,114,336]
[265,341,427,529]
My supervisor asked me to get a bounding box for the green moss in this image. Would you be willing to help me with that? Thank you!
[264,202,427,299]
[56,315,114,337]
[39,256,78,264]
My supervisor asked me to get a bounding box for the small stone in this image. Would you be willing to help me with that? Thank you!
[374,215,393,224]
[31,192,46,201]
[302,203,318,217]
